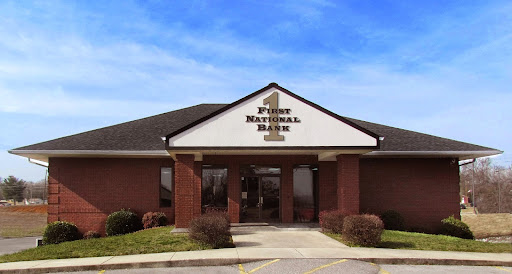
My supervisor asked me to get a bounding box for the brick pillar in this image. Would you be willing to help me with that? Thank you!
[281,162,293,223]
[227,160,240,223]
[174,154,195,228]
[192,161,202,219]
[337,154,360,214]
[318,161,338,212]
[47,159,59,223]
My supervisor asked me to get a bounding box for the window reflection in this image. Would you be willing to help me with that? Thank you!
[240,165,281,175]
[293,166,318,222]
[202,166,228,213]
[160,167,173,207]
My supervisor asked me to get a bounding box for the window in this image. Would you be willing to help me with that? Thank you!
[293,165,318,222]
[202,166,228,212]
[160,167,173,207]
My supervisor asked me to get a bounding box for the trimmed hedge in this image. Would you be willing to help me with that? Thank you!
[189,212,231,248]
[43,221,81,245]
[142,212,168,229]
[319,210,346,234]
[440,215,474,239]
[342,214,384,247]
[105,209,142,236]
[380,210,406,231]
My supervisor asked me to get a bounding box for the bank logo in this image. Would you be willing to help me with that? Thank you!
[245,92,301,141]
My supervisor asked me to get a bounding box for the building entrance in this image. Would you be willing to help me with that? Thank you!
[240,166,280,222]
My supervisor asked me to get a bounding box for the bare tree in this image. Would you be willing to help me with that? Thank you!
[461,159,512,213]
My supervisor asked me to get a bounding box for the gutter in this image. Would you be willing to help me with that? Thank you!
[459,158,476,166]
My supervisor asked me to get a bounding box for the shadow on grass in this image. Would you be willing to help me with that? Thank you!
[378,241,415,249]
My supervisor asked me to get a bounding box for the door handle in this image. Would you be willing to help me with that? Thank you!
[260,197,263,204]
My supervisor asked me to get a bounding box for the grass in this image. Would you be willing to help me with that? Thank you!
[0,206,47,238]
[0,226,210,263]
[461,210,512,238]
[326,230,512,253]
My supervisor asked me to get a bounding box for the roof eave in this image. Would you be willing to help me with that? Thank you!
[8,150,171,163]
[363,150,503,160]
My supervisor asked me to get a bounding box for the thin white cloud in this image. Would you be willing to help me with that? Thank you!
[0,85,182,118]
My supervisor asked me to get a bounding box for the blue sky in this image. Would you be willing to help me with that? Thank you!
[1,0,511,181]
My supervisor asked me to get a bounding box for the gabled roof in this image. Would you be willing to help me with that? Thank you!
[9,84,502,161]
[165,83,380,150]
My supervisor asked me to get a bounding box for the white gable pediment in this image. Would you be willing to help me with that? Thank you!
[167,85,379,149]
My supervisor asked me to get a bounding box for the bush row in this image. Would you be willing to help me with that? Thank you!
[320,210,475,246]
[42,210,168,245]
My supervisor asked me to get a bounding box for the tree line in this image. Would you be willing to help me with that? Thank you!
[0,176,47,205]
[460,158,512,213]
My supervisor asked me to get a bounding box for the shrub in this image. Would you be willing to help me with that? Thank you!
[319,210,346,234]
[440,216,474,239]
[83,231,101,239]
[43,221,81,245]
[342,214,384,247]
[380,210,406,231]
[105,209,142,236]
[142,212,168,229]
[189,212,231,248]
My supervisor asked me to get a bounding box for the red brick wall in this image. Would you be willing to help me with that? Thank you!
[337,154,360,214]
[48,155,460,233]
[359,158,460,233]
[174,154,195,228]
[318,161,337,212]
[48,157,174,235]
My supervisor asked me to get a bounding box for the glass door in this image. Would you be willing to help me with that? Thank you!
[260,176,280,221]
[240,167,281,223]
[241,177,260,222]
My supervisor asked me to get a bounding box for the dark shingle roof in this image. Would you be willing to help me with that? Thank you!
[12,104,225,151]
[343,117,495,152]
[11,103,499,154]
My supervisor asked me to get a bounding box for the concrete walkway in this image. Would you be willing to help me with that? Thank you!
[231,224,347,248]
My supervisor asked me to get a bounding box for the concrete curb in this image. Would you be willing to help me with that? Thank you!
[0,258,259,274]
[0,256,511,274]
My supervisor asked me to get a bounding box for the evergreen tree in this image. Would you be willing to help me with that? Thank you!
[1,176,26,205]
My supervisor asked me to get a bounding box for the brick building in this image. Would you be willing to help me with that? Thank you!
[9,83,501,234]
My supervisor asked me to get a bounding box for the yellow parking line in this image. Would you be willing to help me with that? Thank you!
[238,263,246,274]
[248,259,281,273]
[304,259,348,274]
[98,270,105,274]
[496,266,512,272]
[369,261,390,274]
[379,268,391,274]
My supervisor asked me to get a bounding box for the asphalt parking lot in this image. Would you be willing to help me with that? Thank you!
[54,259,512,274]
[0,237,39,255]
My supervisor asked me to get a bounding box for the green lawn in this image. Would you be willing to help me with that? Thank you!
[326,230,512,253]
[0,226,210,263]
